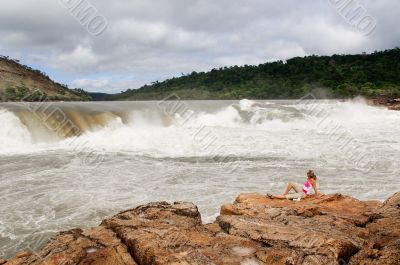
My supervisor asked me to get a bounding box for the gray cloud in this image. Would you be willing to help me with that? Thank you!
[0,0,399,92]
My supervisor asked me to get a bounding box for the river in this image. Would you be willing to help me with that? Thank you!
[0,99,399,258]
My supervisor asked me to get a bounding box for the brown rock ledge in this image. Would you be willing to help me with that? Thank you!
[3,193,400,264]
[370,96,400,111]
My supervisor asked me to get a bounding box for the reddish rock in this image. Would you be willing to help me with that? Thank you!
[101,201,267,264]
[219,192,399,265]
[14,253,31,259]
[371,96,400,111]
[5,192,400,265]
[5,227,136,265]
[348,192,400,265]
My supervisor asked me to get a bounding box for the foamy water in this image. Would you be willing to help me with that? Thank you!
[0,99,399,258]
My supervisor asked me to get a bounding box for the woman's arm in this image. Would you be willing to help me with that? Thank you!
[310,179,321,196]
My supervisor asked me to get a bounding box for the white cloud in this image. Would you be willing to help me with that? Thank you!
[72,77,144,93]
[72,78,110,89]
[50,45,103,72]
[0,0,398,92]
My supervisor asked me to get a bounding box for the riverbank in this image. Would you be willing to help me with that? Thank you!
[371,96,400,110]
[3,192,399,265]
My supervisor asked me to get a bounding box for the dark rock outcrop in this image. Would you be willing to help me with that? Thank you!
[4,192,400,264]
[372,96,400,111]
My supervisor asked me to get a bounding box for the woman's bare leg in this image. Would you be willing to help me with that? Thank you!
[282,182,295,195]
[270,182,295,199]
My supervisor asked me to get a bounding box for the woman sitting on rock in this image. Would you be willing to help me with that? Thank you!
[268,170,321,200]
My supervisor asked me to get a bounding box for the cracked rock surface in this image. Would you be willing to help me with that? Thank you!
[3,192,400,264]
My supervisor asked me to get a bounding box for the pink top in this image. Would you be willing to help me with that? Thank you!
[302,180,312,195]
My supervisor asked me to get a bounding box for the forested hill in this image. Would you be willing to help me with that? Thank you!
[110,48,400,100]
[0,56,91,101]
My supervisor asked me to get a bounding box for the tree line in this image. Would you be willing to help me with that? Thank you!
[109,48,400,100]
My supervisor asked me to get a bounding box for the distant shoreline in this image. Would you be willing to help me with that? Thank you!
[369,95,400,110]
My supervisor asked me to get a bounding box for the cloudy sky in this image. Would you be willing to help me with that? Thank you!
[0,0,398,93]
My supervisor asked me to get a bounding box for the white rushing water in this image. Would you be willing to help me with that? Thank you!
[0,99,400,258]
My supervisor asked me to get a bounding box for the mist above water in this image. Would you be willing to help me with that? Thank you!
[1,99,399,258]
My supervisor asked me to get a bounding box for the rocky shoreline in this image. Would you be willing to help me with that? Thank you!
[370,96,400,110]
[2,192,400,265]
